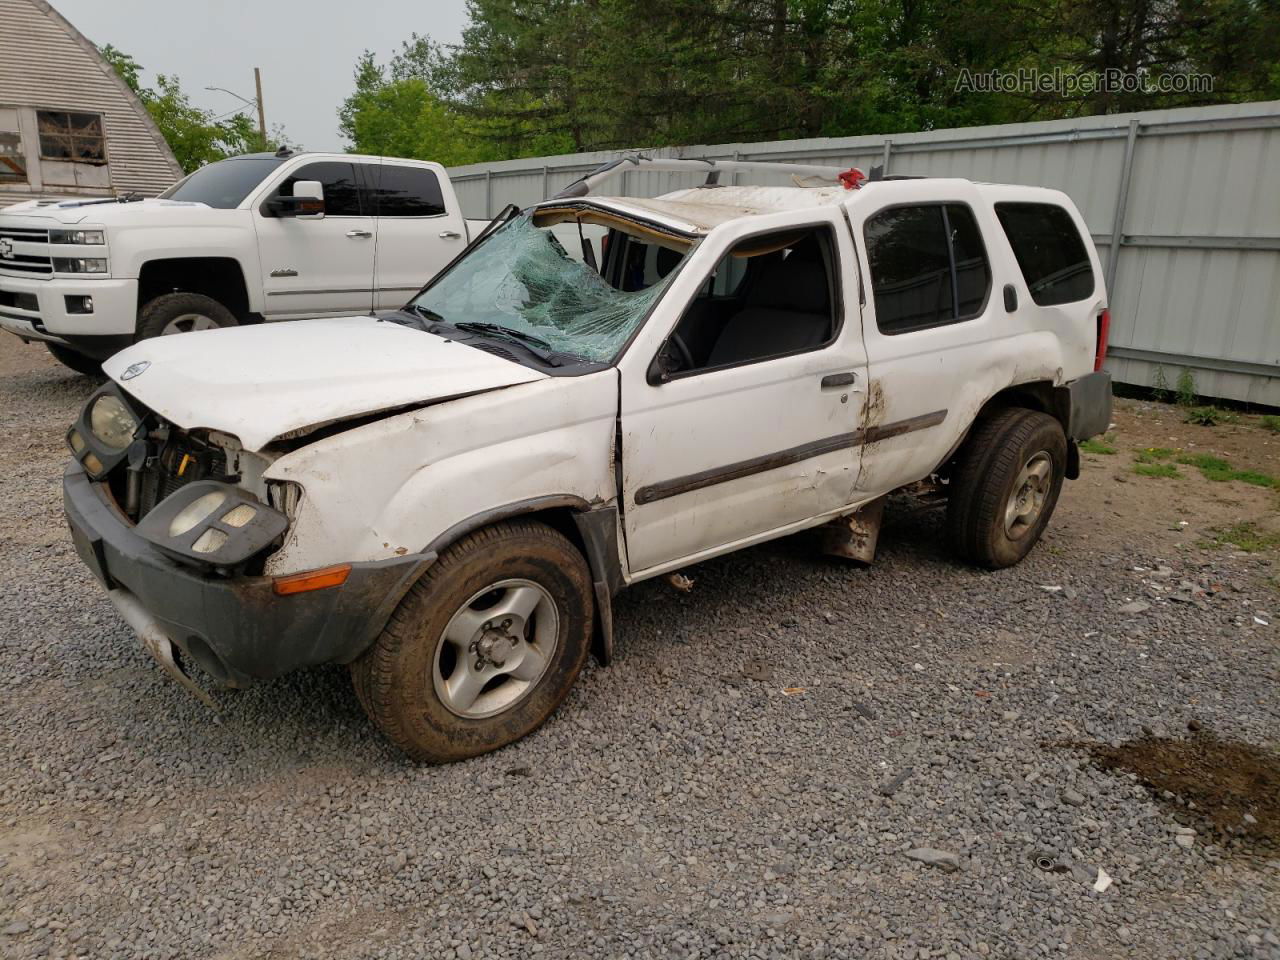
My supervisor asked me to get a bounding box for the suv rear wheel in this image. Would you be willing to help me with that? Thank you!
[351,519,593,763]
[136,292,237,341]
[947,407,1067,569]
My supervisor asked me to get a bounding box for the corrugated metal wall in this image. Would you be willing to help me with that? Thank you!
[0,0,183,201]
[450,101,1280,406]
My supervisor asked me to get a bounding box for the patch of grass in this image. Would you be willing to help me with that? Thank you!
[1231,469,1279,489]
[1184,405,1238,427]
[1134,462,1179,479]
[1172,453,1277,487]
[1261,414,1280,434]
[1080,437,1116,455]
[1134,447,1176,463]
[1176,453,1234,481]
[1209,521,1280,553]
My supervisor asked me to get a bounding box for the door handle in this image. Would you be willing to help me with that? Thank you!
[439,230,462,239]
[821,372,858,388]
[345,229,372,239]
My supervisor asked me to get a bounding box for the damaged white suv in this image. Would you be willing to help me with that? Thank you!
[63,156,1112,762]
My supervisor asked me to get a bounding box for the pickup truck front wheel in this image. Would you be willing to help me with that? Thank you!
[136,292,237,341]
[351,519,593,763]
[45,342,103,376]
[947,408,1066,569]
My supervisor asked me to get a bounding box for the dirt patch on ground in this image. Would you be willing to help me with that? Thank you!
[1085,734,1280,853]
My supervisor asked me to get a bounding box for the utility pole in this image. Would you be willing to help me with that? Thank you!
[253,67,266,144]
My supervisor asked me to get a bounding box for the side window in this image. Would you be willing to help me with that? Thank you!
[995,202,1095,306]
[37,111,105,163]
[657,225,837,377]
[278,161,362,216]
[946,204,992,317]
[365,165,446,217]
[864,203,991,335]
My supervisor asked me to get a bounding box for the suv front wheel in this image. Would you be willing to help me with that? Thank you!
[351,519,594,763]
[136,292,237,341]
[947,407,1067,569]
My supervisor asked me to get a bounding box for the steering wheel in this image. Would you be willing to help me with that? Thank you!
[668,332,695,372]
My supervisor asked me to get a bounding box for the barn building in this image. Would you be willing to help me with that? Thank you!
[0,0,181,205]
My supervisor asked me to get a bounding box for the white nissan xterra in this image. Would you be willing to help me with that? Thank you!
[62,156,1112,762]
[0,148,483,373]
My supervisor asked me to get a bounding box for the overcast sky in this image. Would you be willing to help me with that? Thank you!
[50,0,471,152]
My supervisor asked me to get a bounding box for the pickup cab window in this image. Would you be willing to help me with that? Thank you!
[408,210,691,362]
[276,161,363,216]
[365,165,445,217]
[159,156,284,209]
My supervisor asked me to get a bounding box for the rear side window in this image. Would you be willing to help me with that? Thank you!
[365,165,446,217]
[995,202,1094,306]
[278,161,362,216]
[864,203,991,335]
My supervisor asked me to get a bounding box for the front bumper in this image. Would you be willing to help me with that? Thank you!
[0,273,138,340]
[63,462,433,691]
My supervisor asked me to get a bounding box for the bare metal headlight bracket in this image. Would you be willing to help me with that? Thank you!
[134,480,289,570]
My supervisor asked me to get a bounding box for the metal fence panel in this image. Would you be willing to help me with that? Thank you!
[449,101,1280,405]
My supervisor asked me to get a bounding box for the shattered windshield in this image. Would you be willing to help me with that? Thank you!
[408,211,692,363]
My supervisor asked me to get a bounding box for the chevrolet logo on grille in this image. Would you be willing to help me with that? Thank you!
[0,238,13,259]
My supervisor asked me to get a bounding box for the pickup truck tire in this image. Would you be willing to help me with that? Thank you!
[946,408,1067,569]
[350,519,593,763]
[136,292,238,341]
[44,343,103,376]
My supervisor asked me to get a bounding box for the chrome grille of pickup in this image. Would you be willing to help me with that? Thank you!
[0,226,53,277]
[0,226,50,243]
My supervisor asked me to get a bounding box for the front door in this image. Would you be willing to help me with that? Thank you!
[619,210,868,576]
[254,160,375,319]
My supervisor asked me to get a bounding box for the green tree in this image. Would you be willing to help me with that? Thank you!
[100,44,291,173]
[343,0,1280,164]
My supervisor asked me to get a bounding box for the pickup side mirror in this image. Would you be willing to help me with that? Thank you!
[266,180,325,219]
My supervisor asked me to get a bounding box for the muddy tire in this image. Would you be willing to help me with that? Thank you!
[136,292,237,341]
[45,342,103,376]
[946,407,1067,569]
[350,520,593,763]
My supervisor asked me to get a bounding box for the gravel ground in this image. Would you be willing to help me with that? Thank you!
[1,336,1278,960]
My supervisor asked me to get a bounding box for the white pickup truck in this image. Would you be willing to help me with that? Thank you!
[0,149,483,372]
[62,156,1112,762]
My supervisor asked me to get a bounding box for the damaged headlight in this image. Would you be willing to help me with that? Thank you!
[88,394,139,450]
[68,384,144,479]
[134,480,289,569]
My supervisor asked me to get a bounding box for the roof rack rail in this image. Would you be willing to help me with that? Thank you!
[549,154,855,200]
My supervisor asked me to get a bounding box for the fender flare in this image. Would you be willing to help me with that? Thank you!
[422,495,624,665]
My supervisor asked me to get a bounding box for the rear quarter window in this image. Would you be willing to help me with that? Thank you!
[994,202,1095,306]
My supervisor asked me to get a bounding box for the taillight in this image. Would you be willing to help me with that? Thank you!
[1095,309,1110,371]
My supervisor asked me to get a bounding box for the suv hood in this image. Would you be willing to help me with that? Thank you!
[103,317,547,451]
[1,196,209,225]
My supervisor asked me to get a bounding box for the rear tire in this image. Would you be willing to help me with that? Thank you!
[946,407,1067,569]
[136,292,237,341]
[350,520,593,763]
[45,342,103,376]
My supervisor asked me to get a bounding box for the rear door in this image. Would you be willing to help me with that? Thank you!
[361,160,468,309]
[254,160,375,319]
[844,182,1001,494]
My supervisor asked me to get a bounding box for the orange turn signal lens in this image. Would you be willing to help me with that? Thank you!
[272,563,352,596]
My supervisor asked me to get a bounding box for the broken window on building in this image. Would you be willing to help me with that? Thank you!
[37,111,106,163]
[0,131,25,182]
